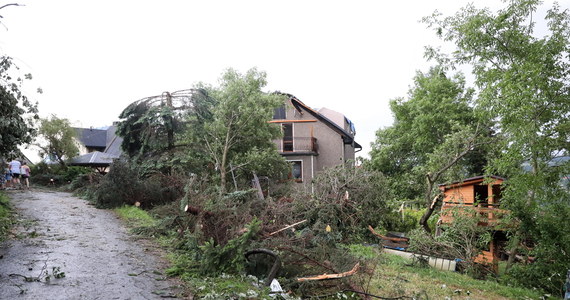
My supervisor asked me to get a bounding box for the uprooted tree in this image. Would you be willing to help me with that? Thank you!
[117,88,216,175]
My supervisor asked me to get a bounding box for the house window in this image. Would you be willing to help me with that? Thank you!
[273,105,286,119]
[283,123,293,152]
[290,161,302,182]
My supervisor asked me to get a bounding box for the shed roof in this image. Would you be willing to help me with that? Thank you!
[438,175,506,190]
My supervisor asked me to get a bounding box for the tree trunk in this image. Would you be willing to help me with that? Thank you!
[219,129,232,196]
[505,234,520,272]
[419,175,437,233]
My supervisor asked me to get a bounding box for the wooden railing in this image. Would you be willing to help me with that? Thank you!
[439,202,509,226]
[274,137,318,153]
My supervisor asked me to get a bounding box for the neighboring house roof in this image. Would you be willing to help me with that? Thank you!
[279,93,362,151]
[68,151,117,167]
[69,125,123,168]
[75,127,107,148]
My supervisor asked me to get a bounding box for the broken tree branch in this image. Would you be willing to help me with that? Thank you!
[268,220,307,236]
[297,262,360,281]
[368,225,409,242]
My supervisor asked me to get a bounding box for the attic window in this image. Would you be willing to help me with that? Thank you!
[273,105,286,119]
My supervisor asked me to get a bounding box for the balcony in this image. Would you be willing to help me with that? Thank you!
[274,137,318,154]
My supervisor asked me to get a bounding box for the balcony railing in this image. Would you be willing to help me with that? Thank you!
[439,202,509,227]
[274,137,318,153]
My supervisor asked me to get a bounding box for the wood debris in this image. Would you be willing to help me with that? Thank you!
[297,262,360,281]
[268,220,307,236]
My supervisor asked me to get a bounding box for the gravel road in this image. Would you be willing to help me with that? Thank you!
[0,189,184,299]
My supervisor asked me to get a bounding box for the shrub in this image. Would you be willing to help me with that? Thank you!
[90,159,184,208]
[30,162,91,186]
[408,207,491,277]
[294,163,394,243]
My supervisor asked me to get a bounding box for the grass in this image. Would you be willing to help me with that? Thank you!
[0,192,14,242]
[356,249,546,299]
[114,205,156,228]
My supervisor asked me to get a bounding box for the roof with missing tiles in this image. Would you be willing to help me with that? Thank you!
[277,92,362,150]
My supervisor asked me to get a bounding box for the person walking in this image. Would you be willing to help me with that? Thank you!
[4,163,12,189]
[20,162,31,189]
[9,159,21,188]
[2,163,10,189]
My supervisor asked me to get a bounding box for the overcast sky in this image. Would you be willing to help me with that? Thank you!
[1,0,565,161]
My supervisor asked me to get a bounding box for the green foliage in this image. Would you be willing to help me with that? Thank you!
[503,200,570,294]
[342,244,378,260]
[116,69,288,190]
[116,89,217,175]
[369,67,487,201]
[0,192,14,242]
[366,252,544,299]
[186,68,289,194]
[30,162,91,186]
[424,0,570,294]
[301,163,393,243]
[0,56,39,157]
[89,159,183,208]
[199,219,261,276]
[183,274,276,300]
[408,207,492,276]
[36,115,79,166]
[164,219,262,281]
[114,205,156,228]
[390,208,438,233]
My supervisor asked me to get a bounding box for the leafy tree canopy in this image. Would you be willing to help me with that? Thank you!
[187,68,288,194]
[36,115,79,167]
[116,68,288,193]
[0,56,38,157]
[369,67,489,201]
[424,0,570,293]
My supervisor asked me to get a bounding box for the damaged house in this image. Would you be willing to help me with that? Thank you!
[271,94,361,182]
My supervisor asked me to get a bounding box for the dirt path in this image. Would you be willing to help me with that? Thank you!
[0,189,183,299]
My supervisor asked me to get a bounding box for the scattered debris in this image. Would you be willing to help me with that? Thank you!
[245,248,281,286]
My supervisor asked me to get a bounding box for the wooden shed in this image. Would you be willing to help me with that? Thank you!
[438,175,508,272]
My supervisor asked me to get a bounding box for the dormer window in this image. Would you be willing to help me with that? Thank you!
[273,105,286,119]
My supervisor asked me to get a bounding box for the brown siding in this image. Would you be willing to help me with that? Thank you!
[443,185,474,204]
